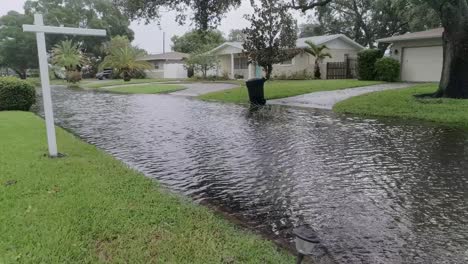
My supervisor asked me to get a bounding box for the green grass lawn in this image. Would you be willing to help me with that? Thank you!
[103,84,185,94]
[82,79,181,89]
[0,112,292,263]
[334,83,468,128]
[198,79,382,104]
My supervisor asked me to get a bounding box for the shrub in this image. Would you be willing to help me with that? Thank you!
[357,49,383,80]
[0,77,36,111]
[375,57,400,82]
[66,70,82,83]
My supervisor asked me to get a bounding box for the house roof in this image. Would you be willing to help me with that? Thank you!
[139,51,188,61]
[377,28,443,43]
[296,34,364,49]
[209,34,364,54]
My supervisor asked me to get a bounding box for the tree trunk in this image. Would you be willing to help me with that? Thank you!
[264,64,273,80]
[15,69,27,79]
[314,60,321,79]
[435,0,468,98]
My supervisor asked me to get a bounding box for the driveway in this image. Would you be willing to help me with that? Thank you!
[268,83,412,110]
[170,83,238,97]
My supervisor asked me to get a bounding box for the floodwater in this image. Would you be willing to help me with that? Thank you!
[35,86,468,263]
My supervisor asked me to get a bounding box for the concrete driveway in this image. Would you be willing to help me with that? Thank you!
[268,83,412,110]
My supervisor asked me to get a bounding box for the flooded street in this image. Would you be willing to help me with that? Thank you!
[35,86,468,263]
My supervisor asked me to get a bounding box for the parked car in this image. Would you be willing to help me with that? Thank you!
[96,68,113,80]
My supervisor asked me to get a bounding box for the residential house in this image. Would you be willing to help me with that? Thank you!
[377,28,443,82]
[138,51,188,79]
[207,34,364,80]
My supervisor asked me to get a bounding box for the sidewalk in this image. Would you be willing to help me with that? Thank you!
[268,83,412,110]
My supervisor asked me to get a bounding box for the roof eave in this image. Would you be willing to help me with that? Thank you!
[377,36,442,44]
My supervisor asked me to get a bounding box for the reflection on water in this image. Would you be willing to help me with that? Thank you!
[35,86,468,263]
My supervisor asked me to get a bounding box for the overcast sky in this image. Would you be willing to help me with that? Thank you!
[1,0,308,54]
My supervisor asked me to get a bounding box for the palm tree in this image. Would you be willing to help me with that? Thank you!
[51,40,85,82]
[100,46,152,82]
[304,41,332,79]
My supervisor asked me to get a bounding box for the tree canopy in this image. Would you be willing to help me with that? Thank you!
[0,11,38,79]
[24,0,134,58]
[171,30,225,54]
[115,0,242,31]
[315,0,440,50]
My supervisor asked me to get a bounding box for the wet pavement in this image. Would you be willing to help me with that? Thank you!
[269,83,412,109]
[34,86,468,264]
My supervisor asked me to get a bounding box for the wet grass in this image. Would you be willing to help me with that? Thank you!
[82,79,183,89]
[103,84,185,94]
[334,83,468,128]
[0,111,292,263]
[198,79,382,104]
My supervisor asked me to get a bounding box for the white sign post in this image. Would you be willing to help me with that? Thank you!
[23,14,106,157]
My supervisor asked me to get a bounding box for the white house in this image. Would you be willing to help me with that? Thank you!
[207,34,364,80]
[139,51,189,79]
[378,28,443,82]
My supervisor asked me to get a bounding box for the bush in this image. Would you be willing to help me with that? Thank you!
[0,77,36,111]
[357,49,383,80]
[375,57,400,82]
[66,71,82,83]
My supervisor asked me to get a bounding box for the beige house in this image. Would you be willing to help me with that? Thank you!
[207,34,364,80]
[139,51,189,79]
[378,28,443,82]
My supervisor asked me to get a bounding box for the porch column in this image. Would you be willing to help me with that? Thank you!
[230,53,235,79]
[248,63,253,79]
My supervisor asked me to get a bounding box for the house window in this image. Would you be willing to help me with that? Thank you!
[280,58,293,65]
[234,57,249,69]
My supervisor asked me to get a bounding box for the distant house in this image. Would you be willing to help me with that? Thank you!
[138,51,189,79]
[206,34,364,80]
[378,28,443,82]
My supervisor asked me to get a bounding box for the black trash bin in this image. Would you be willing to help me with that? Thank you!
[245,78,266,105]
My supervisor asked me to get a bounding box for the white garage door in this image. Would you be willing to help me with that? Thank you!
[164,63,188,79]
[402,46,443,82]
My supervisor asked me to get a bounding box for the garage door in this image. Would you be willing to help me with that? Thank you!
[402,46,443,82]
[164,63,188,79]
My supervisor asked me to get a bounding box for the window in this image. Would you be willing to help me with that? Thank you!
[234,57,249,69]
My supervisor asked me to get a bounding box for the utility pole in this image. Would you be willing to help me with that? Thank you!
[163,32,166,54]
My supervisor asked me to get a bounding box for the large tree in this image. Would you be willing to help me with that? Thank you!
[0,11,38,79]
[115,0,331,31]
[424,0,468,98]
[243,0,298,80]
[114,0,242,31]
[171,30,225,54]
[315,0,440,50]
[24,0,134,58]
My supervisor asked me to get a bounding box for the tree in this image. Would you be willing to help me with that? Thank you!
[100,37,153,81]
[304,41,331,79]
[227,29,246,42]
[0,11,38,79]
[51,40,82,71]
[422,0,468,98]
[24,0,134,58]
[51,40,86,82]
[243,0,298,80]
[115,0,242,31]
[185,52,219,79]
[171,30,225,54]
[115,0,330,31]
[299,23,325,38]
[315,0,440,50]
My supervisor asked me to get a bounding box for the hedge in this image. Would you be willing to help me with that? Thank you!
[357,49,383,80]
[375,57,400,82]
[0,77,36,111]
